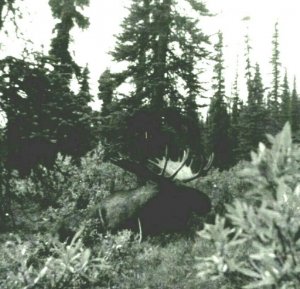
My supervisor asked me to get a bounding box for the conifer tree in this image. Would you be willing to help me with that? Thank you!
[244,32,253,95]
[237,64,267,160]
[99,0,211,160]
[49,0,90,71]
[268,21,281,133]
[291,77,300,135]
[280,70,291,126]
[98,69,115,117]
[110,0,210,111]
[0,0,95,175]
[229,66,242,165]
[46,0,95,158]
[206,32,231,169]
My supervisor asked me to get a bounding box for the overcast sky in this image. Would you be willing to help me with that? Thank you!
[1,0,300,109]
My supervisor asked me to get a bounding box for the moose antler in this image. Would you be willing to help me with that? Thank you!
[182,153,214,183]
[148,148,214,183]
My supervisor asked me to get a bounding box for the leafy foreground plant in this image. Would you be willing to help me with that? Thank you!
[0,230,110,289]
[196,123,300,289]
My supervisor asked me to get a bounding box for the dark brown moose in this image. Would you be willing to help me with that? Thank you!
[92,149,213,237]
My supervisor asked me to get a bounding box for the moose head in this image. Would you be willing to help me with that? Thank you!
[92,148,213,236]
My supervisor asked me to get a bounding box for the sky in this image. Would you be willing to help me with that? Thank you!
[1,0,300,109]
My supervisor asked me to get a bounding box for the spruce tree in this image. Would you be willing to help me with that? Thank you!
[0,0,95,175]
[98,69,114,117]
[244,32,253,94]
[47,0,95,158]
[49,0,90,71]
[280,70,291,126]
[206,32,231,169]
[229,65,242,165]
[291,77,300,136]
[100,0,211,161]
[268,21,281,133]
[237,64,267,160]
[110,0,210,110]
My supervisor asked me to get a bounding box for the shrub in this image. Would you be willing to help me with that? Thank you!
[4,144,137,237]
[196,161,250,217]
[196,123,300,288]
[0,230,110,289]
[92,231,204,289]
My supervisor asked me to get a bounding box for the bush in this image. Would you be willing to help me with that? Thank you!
[196,123,300,288]
[0,228,216,289]
[0,230,110,289]
[91,231,205,289]
[196,161,250,217]
[3,144,137,237]
[12,144,134,208]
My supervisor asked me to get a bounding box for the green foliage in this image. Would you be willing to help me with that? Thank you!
[290,77,300,136]
[229,69,243,166]
[197,162,250,217]
[0,228,225,289]
[4,3,300,289]
[269,22,281,122]
[0,141,236,289]
[100,104,206,165]
[237,64,268,161]
[0,230,110,289]
[99,0,210,162]
[266,21,282,134]
[0,142,135,233]
[196,123,300,288]
[98,69,116,117]
[49,0,90,67]
[206,32,231,169]
[110,0,211,109]
[89,231,211,289]
[13,144,135,229]
[0,55,95,176]
[280,71,291,126]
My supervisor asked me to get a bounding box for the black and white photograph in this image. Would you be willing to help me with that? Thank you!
[0,0,300,288]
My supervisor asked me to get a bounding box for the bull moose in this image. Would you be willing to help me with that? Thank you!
[91,148,213,238]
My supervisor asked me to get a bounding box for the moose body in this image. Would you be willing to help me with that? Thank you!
[93,149,212,236]
[134,181,211,234]
[96,178,211,234]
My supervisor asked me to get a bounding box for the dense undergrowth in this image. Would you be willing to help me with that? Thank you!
[0,124,299,288]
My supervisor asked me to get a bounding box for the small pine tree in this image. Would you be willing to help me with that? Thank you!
[229,67,242,165]
[206,32,231,169]
[98,69,119,117]
[237,64,267,160]
[267,21,282,133]
[244,32,253,95]
[290,77,300,138]
[280,70,291,126]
